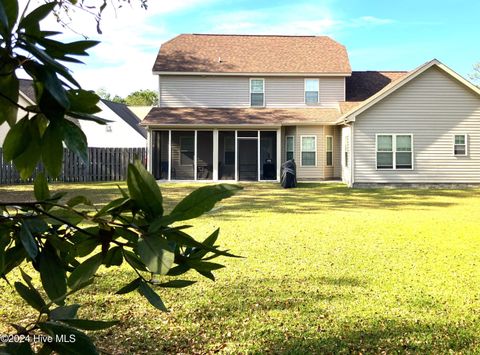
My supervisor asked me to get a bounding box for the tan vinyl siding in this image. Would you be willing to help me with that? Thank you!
[160,76,250,107]
[353,66,480,184]
[295,126,324,180]
[160,75,345,108]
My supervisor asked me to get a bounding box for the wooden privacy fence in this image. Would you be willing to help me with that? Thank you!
[0,147,146,185]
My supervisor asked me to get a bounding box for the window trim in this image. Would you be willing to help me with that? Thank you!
[326,135,333,167]
[453,134,468,156]
[304,78,319,105]
[300,135,317,167]
[179,135,195,166]
[375,133,414,170]
[249,78,265,107]
[285,135,295,161]
[344,135,350,168]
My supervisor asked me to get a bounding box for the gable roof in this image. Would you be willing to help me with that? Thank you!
[338,59,480,123]
[19,79,36,103]
[101,100,147,138]
[153,34,351,75]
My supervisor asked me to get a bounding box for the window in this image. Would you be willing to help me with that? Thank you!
[344,135,350,168]
[285,136,294,161]
[326,136,333,166]
[250,79,264,107]
[305,79,319,105]
[454,134,467,156]
[376,134,413,170]
[180,136,194,165]
[301,136,316,166]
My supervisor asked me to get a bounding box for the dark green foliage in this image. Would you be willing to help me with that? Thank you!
[0,1,241,353]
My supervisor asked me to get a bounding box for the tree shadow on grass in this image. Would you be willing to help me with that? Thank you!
[260,318,478,354]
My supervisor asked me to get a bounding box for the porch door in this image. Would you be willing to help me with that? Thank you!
[238,139,258,181]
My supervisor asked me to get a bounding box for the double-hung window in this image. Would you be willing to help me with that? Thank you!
[180,136,194,166]
[250,79,265,107]
[454,134,467,156]
[301,136,316,166]
[286,136,294,161]
[305,79,319,105]
[376,134,413,169]
[326,136,333,166]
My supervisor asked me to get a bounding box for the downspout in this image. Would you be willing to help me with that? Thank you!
[350,120,355,188]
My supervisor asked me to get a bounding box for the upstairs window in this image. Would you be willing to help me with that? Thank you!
[326,136,333,166]
[376,134,413,170]
[250,79,265,107]
[305,79,319,105]
[286,136,294,161]
[454,134,467,156]
[301,136,316,166]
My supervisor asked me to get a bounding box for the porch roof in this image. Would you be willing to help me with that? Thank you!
[142,107,342,127]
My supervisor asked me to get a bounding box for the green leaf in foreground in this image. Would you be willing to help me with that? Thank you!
[137,281,168,312]
[136,235,174,275]
[39,245,67,305]
[34,173,50,201]
[38,321,98,355]
[67,253,102,290]
[14,282,46,312]
[115,277,141,295]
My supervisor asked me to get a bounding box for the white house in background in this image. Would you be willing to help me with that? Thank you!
[0,79,147,149]
[78,99,147,148]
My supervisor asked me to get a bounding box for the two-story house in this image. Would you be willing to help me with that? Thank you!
[142,34,480,186]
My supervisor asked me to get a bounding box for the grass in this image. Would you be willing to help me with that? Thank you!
[1,182,480,354]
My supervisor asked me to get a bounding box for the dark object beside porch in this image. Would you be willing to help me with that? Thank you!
[281,159,297,188]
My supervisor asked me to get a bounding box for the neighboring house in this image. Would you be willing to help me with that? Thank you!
[79,100,147,148]
[0,79,147,149]
[141,34,480,186]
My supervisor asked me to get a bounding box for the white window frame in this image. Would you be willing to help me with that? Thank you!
[375,133,414,170]
[285,135,295,161]
[300,135,317,167]
[304,78,319,105]
[249,78,265,107]
[179,135,195,166]
[326,135,333,167]
[453,134,468,156]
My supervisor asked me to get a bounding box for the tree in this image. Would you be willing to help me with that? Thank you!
[469,62,480,86]
[0,1,239,354]
[96,88,126,103]
[125,89,158,106]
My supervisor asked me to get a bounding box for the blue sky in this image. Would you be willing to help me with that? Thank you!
[47,0,480,96]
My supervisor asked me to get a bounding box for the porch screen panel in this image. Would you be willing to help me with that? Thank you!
[218,131,235,180]
[260,131,277,180]
[171,131,195,180]
[197,131,213,180]
[152,131,169,180]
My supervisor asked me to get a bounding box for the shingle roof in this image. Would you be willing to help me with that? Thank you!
[142,107,342,126]
[346,71,408,101]
[19,79,36,102]
[153,34,351,74]
[101,100,147,138]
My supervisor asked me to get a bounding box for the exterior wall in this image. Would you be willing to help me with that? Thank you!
[295,125,325,180]
[159,75,345,108]
[0,94,32,146]
[78,101,146,148]
[333,125,342,178]
[353,66,480,184]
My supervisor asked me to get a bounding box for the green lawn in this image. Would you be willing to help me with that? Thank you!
[1,182,480,354]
